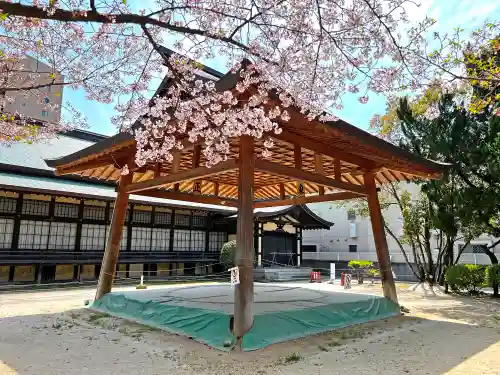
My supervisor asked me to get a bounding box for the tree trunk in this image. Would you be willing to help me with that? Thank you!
[483,248,499,297]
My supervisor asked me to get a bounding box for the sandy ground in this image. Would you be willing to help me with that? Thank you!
[1,282,500,375]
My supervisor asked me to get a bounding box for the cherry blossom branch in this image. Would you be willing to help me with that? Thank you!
[0,1,252,53]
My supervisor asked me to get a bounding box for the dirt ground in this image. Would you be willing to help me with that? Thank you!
[1,282,500,375]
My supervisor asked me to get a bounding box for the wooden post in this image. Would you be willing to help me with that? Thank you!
[95,173,132,300]
[172,151,181,191]
[279,183,285,200]
[334,158,341,180]
[294,145,304,196]
[314,154,325,195]
[192,145,202,194]
[364,171,398,304]
[234,135,255,347]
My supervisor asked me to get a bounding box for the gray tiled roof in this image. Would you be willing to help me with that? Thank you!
[0,133,95,171]
[0,172,235,212]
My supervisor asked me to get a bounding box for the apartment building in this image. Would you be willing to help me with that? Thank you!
[302,183,500,280]
[2,55,63,124]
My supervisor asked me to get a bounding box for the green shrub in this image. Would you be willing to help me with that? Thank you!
[486,264,500,297]
[220,240,237,268]
[365,268,380,284]
[348,260,374,284]
[445,264,486,294]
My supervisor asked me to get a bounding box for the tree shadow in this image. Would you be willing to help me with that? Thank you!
[0,302,499,375]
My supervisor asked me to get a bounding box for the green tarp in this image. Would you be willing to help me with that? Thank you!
[91,288,400,351]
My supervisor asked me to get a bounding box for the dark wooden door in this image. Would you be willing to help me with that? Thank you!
[262,231,296,267]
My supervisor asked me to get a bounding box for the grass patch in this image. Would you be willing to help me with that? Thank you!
[87,312,110,323]
[122,321,161,332]
[283,352,302,364]
[327,339,342,347]
[336,326,365,340]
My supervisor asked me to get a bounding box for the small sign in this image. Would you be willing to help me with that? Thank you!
[330,263,336,282]
[297,182,305,196]
[229,267,240,285]
[193,181,202,195]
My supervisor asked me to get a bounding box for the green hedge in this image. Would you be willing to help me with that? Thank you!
[486,264,500,296]
[445,264,486,294]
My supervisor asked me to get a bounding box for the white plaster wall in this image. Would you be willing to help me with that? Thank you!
[302,182,499,265]
[4,56,63,124]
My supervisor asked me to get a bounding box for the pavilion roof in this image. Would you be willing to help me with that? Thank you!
[45,57,446,208]
[228,204,333,230]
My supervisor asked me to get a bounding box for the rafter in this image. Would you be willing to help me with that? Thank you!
[254,192,363,208]
[273,130,375,169]
[133,190,238,207]
[55,159,114,176]
[314,153,325,195]
[125,159,239,194]
[254,159,367,195]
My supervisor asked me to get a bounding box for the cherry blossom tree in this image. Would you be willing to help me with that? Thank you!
[0,0,497,166]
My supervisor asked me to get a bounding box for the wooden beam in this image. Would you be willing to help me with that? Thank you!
[125,159,239,194]
[273,130,375,169]
[234,135,255,348]
[314,154,325,195]
[213,182,219,196]
[334,158,341,180]
[95,172,132,299]
[254,159,367,195]
[172,150,181,191]
[294,144,305,196]
[154,163,161,177]
[254,192,363,208]
[279,183,285,200]
[192,145,202,194]
[364,170,398,304]
[133,190,238,207]
[55,159,114,176]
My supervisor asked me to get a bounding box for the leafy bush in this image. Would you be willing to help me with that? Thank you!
[445,264,486,294]
[220,240,237,268]
[486,264,500,297]
[365,268,380,284]
[348,260,374,284]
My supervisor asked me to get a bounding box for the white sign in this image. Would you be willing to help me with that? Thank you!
[330,263,336,282]
[229,267,240,285]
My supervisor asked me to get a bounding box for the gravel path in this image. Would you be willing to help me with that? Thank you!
[1,282,499,375]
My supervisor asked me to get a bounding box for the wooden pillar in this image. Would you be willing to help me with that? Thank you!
[314,154,325,195]
[172,151,181,192]
[192,145,202,194]
[294,145,304,196]
[95,173,132,300]
[364,171,398,304]
[234,135,255,347]
[334,159,341,180]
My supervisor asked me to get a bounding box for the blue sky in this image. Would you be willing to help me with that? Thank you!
[64,0,500,136]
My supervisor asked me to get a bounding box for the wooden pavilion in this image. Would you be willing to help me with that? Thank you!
[45,62,445,345]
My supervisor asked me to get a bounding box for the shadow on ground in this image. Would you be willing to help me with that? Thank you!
[1,304,499,375]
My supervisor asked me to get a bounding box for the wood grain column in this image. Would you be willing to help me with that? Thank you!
[364,171,398,305]
[95,173,132,300]
[234,135,255,347]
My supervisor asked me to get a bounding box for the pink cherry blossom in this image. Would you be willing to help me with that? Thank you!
[0,0,496,165]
